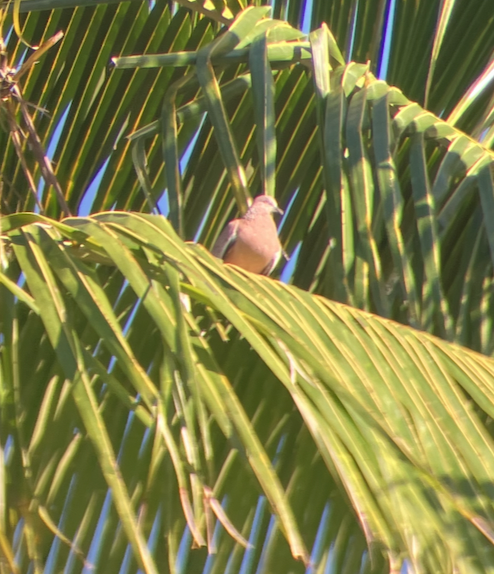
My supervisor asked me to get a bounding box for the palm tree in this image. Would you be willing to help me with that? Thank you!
[1,0,494,572]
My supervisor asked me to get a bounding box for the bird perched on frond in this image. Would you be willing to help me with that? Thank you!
[212,195,283,276]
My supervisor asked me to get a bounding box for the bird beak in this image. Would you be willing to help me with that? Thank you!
[275,206,284,215]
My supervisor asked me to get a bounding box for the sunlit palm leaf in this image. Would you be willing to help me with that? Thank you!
[118,9,494,353]
[3,211,494,572]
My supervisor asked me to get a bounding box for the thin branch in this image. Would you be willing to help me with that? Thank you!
[8,126,45,213]
[13,84,71,216]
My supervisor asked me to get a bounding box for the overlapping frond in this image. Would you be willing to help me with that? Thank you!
[3,211,494,572]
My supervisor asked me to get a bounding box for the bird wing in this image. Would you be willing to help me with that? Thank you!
[261,247,283,276]
[211,220,239,259]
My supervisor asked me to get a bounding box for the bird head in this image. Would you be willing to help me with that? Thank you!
[250,195,284,216]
